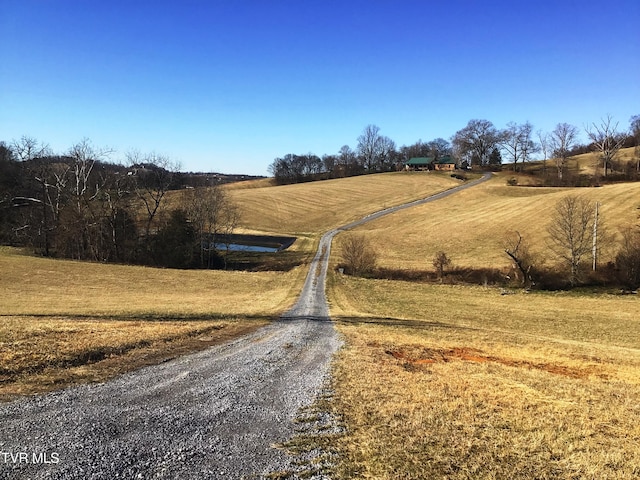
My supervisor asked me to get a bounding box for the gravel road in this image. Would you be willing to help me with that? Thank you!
[0,173,490,479]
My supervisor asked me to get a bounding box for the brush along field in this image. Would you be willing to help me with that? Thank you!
[339,176,640,271]
[326,275,640,479]
[0,247,302,398]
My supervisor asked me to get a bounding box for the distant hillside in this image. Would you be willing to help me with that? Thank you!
[226,171,463,237]
[11,156,264,190]
[510,147,638,186]
[178,171,266,188]
[344,175,640,271]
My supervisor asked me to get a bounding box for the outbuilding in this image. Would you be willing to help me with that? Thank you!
[432,156,457,171]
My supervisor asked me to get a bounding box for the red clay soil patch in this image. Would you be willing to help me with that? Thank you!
[385,346,603,379]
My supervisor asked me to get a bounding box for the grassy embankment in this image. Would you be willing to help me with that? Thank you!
[323,176,640,478]
[1,172,459,399]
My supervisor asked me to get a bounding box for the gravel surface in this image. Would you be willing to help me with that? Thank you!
[0,173,490,479]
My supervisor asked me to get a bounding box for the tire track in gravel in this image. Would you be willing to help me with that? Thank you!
[0,173,490,479]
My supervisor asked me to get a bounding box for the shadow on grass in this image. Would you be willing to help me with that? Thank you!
[0,315,272,400]
[332,315,482,332]
[278,315,332,323]
[225,250,309,272]
[0,313,278,322]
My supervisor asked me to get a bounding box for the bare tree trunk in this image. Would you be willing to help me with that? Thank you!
[41,181,50,256]
[592,202,599,271]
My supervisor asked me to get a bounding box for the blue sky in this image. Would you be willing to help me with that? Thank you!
[1,0,639,175]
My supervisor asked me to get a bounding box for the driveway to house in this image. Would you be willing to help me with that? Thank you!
[0,173,491,479]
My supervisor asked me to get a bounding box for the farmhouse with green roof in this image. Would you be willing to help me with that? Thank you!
[405,156,457,171]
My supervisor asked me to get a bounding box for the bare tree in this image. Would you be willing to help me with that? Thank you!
[11,136,51,162]
[378,136,397,171]
[518,122,539,167]
[451,119,502,168]
[0,142,16,206]
[586,115,626,178]
[185,185,239,269]
[615,227,640,291]
[432,250,452,281]
[68,138,113,214]
[341,233,377,276]
[501,122,521,171]
[629,114,640,172]
[100,167,137,263]
[501,122,538,172]
[218,200,240,269]
[10,136,62,255]
[128,151,180,239]
[547,196,597,286]
[550,123,579,181]
[333,145,354,177]
[357,125,383,172]
[427,138,452,160]
[400,140,429,163]
[322,154,336,176]
[58,139,114,260]
[537,130,551,176]
[504,231,535,287]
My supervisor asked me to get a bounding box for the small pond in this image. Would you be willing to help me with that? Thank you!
[213,243,279,253]
[210,234,296,253]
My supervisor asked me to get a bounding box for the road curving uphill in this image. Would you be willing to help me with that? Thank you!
[0,173,490,479]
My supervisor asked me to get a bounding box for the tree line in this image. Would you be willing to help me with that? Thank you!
[269,115,640,185]
[0,137,238,269]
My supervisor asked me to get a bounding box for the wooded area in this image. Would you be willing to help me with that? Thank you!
[0,138,239,268]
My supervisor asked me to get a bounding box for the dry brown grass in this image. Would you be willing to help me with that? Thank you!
[0,247,295,398]
[516,147,637,178]
[569,146,637,176]
[0,315,265,400]
[338,176,640,271]
[326,274,640,479]
[0,247,300,317]
[1,172,461,398]
[228,172,461,237]
[224,177,276,190]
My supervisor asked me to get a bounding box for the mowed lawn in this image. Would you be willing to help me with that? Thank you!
[325,175,640,479]
[228,172,462,237]
[0,247,301,398]
[339,175,640,270]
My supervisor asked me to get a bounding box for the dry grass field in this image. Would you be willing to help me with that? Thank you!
[0,247,301,317]
[326,275,640,479]
[336,175,640,271]
[0,246,300,398]
[323,171,640,479]
[569,146,637,176]
[4,163,640,477]
[506,147,637,179]
[227,172,462,237]
[0,172,460,399]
